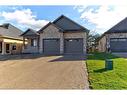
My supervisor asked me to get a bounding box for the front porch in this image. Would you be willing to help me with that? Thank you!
[0,41,3,55]
[0,41,22,55]
[22,37,39,54]
[0,40,10,55]
[21,29,39,54]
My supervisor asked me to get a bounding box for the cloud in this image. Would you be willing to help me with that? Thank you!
[75,5,127,34]
[0,8,49,30]
[73,5,88,13]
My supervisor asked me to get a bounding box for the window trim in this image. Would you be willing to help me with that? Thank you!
[31,39,37,47]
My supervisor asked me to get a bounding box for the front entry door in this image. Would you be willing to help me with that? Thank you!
[6,44,10,53]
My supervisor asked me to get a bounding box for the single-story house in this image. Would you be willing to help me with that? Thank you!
[98,17,127,52]
[21,15,89,54]
[0,23,23,55]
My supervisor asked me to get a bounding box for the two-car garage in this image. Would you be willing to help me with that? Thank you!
[43,38,84,54]
[110,38,127,52]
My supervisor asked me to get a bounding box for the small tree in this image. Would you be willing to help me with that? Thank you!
[87,30,100,52]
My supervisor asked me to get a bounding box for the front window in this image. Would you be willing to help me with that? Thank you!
[31,39,37,47]
[12,44,16,50]
[6,44,10,53]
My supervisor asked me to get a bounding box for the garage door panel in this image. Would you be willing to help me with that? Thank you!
[110,38,127,52]
[43,39,60,54]
[64,39,83,54]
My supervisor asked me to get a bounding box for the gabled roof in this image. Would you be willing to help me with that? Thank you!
[21,28,39,36]
[106,17,127,33]
[0,23,23,40]
[98,17,127,42]
[38,15,89,33]
[38,22,64,33]
[53,15,89,32]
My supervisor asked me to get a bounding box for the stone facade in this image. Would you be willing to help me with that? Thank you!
[39,24,87,54]
[98,35,107,52]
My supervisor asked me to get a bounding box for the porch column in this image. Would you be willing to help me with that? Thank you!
[2,41,5,55]
[37,36,40,53]
[23,37,25,49]
[60,33,64,54]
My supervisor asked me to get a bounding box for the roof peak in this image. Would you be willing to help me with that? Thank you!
[27,28,36,31]
[53,15,72,23]
[53,15,89,32]
[21,28,39,36]
[38,15,89,33]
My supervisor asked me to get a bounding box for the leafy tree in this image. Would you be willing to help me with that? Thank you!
[87,30,100,52]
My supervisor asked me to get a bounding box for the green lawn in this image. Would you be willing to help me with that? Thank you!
[87,52,127,89]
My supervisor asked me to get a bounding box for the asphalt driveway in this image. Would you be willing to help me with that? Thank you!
[0,54,89,89]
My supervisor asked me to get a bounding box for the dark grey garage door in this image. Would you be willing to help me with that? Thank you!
[64,39,83,54]
[110,38,127,52]
[43,39,60,54]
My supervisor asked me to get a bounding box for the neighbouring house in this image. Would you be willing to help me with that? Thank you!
[21,15,89,54]
[98,17,127,52]
[0,23,23,55]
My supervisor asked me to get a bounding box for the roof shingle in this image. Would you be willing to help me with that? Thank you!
[106,17,127,33]
[0,23,23,40]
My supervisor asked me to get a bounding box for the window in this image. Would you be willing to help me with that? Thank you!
[111,38,127,42]
[118,39,127,41]
[66,39,80,42]
[12,44,16,50]
[67,39,73,42]
[31,39,37,47]
[110,39,118,41]
[76,39,79,42]
[6,44,10,53]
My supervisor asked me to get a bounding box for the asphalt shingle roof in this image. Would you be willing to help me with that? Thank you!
[0,23,23,40]
[21,28,39,36]
[38,15,89,33]
[106,17,127,33]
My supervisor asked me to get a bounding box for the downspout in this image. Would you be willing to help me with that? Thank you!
[38,35,40,53]
[105,34,107,52]
[105,34,109,53]
[86,30,89,54]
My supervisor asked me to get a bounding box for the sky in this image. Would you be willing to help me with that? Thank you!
[0,5,127,34]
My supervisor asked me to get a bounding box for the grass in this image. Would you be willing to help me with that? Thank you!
[87,52,127,89]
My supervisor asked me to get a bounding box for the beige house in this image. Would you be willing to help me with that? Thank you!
[98,17,127,52]
[0,23,23,55]
[21,15,89,54]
